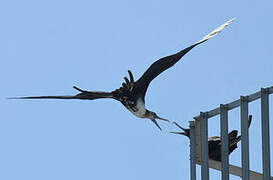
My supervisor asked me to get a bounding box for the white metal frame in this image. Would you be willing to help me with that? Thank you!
[189,86,273,180]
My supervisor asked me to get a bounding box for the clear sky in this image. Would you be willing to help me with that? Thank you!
[1,0,273,179]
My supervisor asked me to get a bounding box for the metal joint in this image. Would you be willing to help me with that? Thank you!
[240,95,249,102]
[261,88,269,94]
[189,121,195,127]
[220,104,228,110]
[200,111,208,118]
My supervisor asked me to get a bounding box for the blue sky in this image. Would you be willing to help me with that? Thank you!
[1,0,273,179]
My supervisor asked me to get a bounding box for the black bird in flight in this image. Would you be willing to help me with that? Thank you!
[171,115,252,161]
[10,18,235,130]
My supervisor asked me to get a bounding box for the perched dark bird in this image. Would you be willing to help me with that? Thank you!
[171,115,252,161]
[9,18,234,130]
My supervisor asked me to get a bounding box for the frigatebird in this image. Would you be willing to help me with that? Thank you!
[9,18,235,130]
[171,115,252,161]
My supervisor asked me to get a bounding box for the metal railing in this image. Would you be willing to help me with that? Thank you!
[189,86,273,180]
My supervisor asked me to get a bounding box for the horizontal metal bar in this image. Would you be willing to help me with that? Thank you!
[194,86,273,119]
[196,160,273,180]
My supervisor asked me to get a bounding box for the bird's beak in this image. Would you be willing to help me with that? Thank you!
[173,122,186,131]
[170,131,184,135]
[155,115,169,122]
[151,119,162,131]
[170,131,189,138]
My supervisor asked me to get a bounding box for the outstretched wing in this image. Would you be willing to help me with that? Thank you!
[134,18,235,99]
[8,86,113,100]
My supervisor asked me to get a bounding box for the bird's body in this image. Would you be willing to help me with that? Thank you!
[127,98,146,118]
[207,130,241,161]
[9,18,235,130]
[171,115,252,161]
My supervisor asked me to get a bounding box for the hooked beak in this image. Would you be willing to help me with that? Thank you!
[173,122,186,130]
[151,119,162,131]
[170,131,185,135]
[155,114,169,122]
[170,131,190,138]
[171,122,190,138]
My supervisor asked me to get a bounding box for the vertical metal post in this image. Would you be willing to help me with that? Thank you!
[240,96,249,180]
[261,88,271,180]
[220,104,229,180]
[189,121,196,180]
[200,112,209,180]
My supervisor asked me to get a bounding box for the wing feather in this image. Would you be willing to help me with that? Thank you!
[135,18,235,98]
[8,86,113,100]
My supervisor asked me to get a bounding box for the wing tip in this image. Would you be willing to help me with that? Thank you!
[229,17,237,23]
[196,17,236,44]
[6,97,25,99]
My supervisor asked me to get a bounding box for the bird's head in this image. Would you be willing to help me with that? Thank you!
[146,111,169,122]
[145,110,169,131]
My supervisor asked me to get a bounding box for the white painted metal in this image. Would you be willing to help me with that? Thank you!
[189,86,273,180]
[194,86,273,119]
[220,104,229,180]
[199,112,209,180]
[240,96,250,180]
[261,88,271,180]
[190,121,196,180]
[196,160,273,180]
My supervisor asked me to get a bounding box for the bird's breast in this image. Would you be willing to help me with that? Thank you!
[124,98,146,118]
